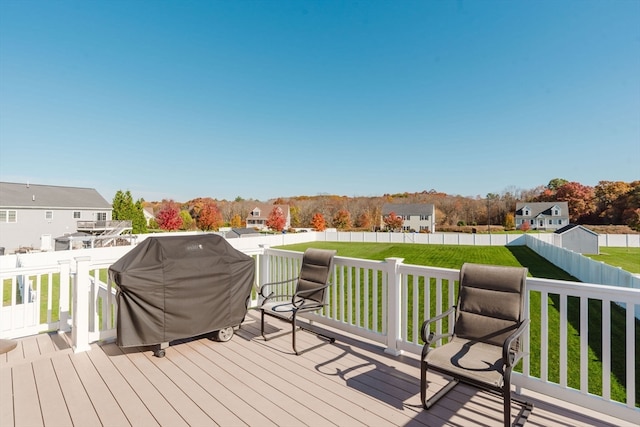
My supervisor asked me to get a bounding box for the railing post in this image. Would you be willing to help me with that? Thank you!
[258,245,270,306]
[58,260,71,333]
[384,257,404,356]
[72,256,91,353]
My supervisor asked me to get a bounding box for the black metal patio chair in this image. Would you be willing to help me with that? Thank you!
[420,262,533,426]
[259,248,336,355]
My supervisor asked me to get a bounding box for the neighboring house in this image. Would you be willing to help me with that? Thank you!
[246,203,291,231]
[381,203,436,232]
[143,207,155,226]
[0,182,113,254]
[515,202,569,231]
[553,224,599,255]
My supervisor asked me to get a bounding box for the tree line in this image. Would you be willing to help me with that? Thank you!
[112,179,640,234]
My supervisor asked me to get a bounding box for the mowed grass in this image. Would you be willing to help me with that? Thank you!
[585,247,640,274]
[278,241,578,280]
[276,242,638,406]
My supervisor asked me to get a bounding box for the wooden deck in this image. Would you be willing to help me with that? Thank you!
[0,311,632,427]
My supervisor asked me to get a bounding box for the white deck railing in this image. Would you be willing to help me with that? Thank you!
[1,246,638,423]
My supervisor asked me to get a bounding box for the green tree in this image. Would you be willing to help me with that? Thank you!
[547,178,568,191]
[179,210,194,230]
[113,190,147,234]
[112,190,134,220]
[132,200,148,234]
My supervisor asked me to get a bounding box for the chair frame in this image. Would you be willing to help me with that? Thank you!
[259,248,336,355]
[420,263,533,427]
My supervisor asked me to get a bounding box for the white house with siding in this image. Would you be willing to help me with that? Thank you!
[381,203,436,232]
[515,201,569,231]
[0,182,113,254]
[245,203,291,231]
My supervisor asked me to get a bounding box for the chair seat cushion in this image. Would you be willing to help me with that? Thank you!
[261,300,325,320]
[424,338,505,387]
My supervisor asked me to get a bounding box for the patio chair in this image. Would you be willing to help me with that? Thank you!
[259,248,336,355]
[420,263,533,427]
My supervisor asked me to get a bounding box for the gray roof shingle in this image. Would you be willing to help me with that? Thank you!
[0,182,111,209]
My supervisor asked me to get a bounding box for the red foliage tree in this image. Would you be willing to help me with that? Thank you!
[311,212,326,231]
[156,200,183,231]
[266,206,286,231]
[383,212,403,231]
[197,201,223,231]
[520,220,531,232]
[555,182,596,223]
[356,211,373,230]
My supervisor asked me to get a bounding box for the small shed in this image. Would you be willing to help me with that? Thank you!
[553,224,599,255]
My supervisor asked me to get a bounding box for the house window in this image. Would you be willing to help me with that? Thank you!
[96,212,107,221]
[554,209,559,216]
[74,211,81,219]
[45,211,53,220]
[524,209,529,216]
[0,210,17,223]
[548,219,552,225]
[420,215,430,221]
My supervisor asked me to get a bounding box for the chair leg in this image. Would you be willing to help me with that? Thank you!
[421,362,459,409]
[504,383,511,427]
[292,317,299,355]
[261,309,267,341]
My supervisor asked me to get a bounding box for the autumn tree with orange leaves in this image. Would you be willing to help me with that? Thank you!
[197,201,224,231]
[266,206,286,231]
[332,209,352,229]
[311,212,326,231]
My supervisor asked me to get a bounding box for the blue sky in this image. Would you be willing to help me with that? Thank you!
[1,1,638,203]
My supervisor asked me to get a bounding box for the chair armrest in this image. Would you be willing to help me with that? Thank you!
[292,283,330,308]
[259,277,298,298]
[420,306,456,344]
[503,318,530,367]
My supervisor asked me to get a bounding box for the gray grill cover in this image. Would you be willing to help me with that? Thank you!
[108,234,255,347]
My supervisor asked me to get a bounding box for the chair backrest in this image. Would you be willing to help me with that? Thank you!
[454,263,528,346]
[296,248,337,304]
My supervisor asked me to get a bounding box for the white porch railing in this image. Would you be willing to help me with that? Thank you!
[0,246,638,423]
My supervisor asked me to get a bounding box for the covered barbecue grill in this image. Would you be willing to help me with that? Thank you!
[108,234,255,357]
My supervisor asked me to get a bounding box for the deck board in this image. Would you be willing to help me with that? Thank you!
[85,343,160,427]
[0,311,634,427]
[51,354,102,426]
[71,351,131,426]
[12,362,43,427]
[32,358,73,427]
[102,344,189,427]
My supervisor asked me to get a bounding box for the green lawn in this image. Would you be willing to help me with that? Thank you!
[585,247,640,274]
[276,242,638,406]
